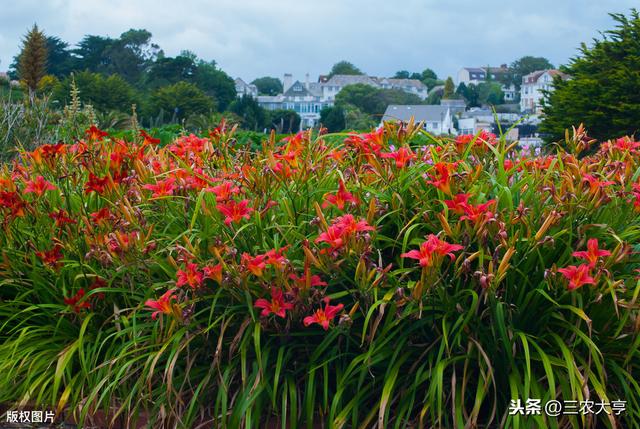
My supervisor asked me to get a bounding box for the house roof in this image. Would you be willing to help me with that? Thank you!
[385,78,428,90]
[323,74,379,87]
[283,80,314,97]
[382,105,451,123]
[462,67,486,74]
[522,69,569,84]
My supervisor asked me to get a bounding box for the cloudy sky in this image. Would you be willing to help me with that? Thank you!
[0,0,636,82]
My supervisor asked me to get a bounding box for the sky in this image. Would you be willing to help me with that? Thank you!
[0,0,637,83]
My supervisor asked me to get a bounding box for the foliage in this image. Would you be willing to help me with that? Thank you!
[228,94,268,131]
[0,122,639,429]
[52,71,138,113]
[18,24,48,95]
[148,81,215,122]
[442,77,456,99]
[252,76,283,96]
[510,55,554,87]
[320,105,346,132]
[478,81,505,105]
[267,109,301,134]
[336,83,423,117]
[193,61,237,112]
[328,60,364,78]
[540,10,640,143]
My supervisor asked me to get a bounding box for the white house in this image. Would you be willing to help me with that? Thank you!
[381,105,455,135]
[520,69,568,113]
[234,78,258,98]
[457,65,517,102]
[257,78,333,129]
[377,78,429,100]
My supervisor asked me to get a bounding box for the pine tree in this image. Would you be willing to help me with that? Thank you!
[443,77,455,99]
[540,10,640,143]
[18,24,48,95]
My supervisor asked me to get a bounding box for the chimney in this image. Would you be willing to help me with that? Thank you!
[283,73,293,93]
[305,73,310,90]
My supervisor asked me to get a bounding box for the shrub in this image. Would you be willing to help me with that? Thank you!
[0,122,639,428]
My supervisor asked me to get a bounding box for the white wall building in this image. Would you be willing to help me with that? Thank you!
[520,69,569,113]
[382,105,456,135]
[457,65,517,102]
[234,78,258,98]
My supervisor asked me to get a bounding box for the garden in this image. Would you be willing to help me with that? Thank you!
[0,118,639,428]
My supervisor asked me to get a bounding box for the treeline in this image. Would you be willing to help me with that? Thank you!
[6,26,301,132]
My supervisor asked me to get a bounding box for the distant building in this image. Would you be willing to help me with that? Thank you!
[520,69,569,114]
[457,65,517,102]
[381,105,455,135]
[320,74,379,101]
[234,78,258,98]
[377,78,429,100]
[257,76,333,129]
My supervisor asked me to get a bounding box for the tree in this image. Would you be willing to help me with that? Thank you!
[18,24,48,95]
[52,71,137,112]
[328,61,363,78]
[456,83,479,107]
[478,82,505,105]
[420,68,438,81]
[252,77,283,96]
[194,61,236,111]
[442,77,455,99]
[74,35,114,73]
[228,95,267,131]
[268,109,300,133]
[540,10,640,143]
[394,70,410,79]
[320,106,346,132]
[510,56,553,87]
[146,55,197,88]
[150,82,214,121]
[103,29,160,84]
[11,35,76,79]
[336,84,423,118]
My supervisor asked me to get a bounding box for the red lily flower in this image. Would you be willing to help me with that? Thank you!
[90,207,113,225]
[315,214,374,254]
[582,174,615,194]
[86,125,109,142]
[36,245,63,269]
[303,297,344,330]
[444,193,471,215]
[254,287,294,318]
[0,191,26,217]
[426,162,456,195]
[203,264,223,284]
[176,263,204,288]
[140,130,160,146]
[206,181,241,202]
[264,247,289,268]
[322,179,359,210]
[64,288,91,313]
[242,253,267,277]
[84,173,110,195]
[49,209,77,228]
[289,273,327,288]
[145,289,177,320]
[459,200,496,224]
[143,177,176,198]
[572,238,611,268]
[381,146,416,168]
[24,176,57,196]
[558,264,595,290]
[217,200,254,225]
[455,131,497,151]
[401,234,464,268]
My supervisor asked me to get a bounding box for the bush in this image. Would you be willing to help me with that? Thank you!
[0,123,639,428]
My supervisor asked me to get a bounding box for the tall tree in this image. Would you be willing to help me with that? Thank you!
[18,24,48,95]
[146,55,197,88]
[442,77,455,99]
[194,61,236,111]
[328,61,363,78]
[252,76,283,95]
[510,56,553,87]
[540,10,640,143]
[150,81,215,121]
[11,35,76,79]
[394,70,410,79]
[74,35,114,73]
[320,106,346,132]
[228,94,267,131]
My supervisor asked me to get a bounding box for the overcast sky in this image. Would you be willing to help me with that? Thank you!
[0,0,636,82]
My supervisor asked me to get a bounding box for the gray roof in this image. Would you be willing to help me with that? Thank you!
[385,78,428,90]
[323,74,379,87]
[382,105,450,123]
